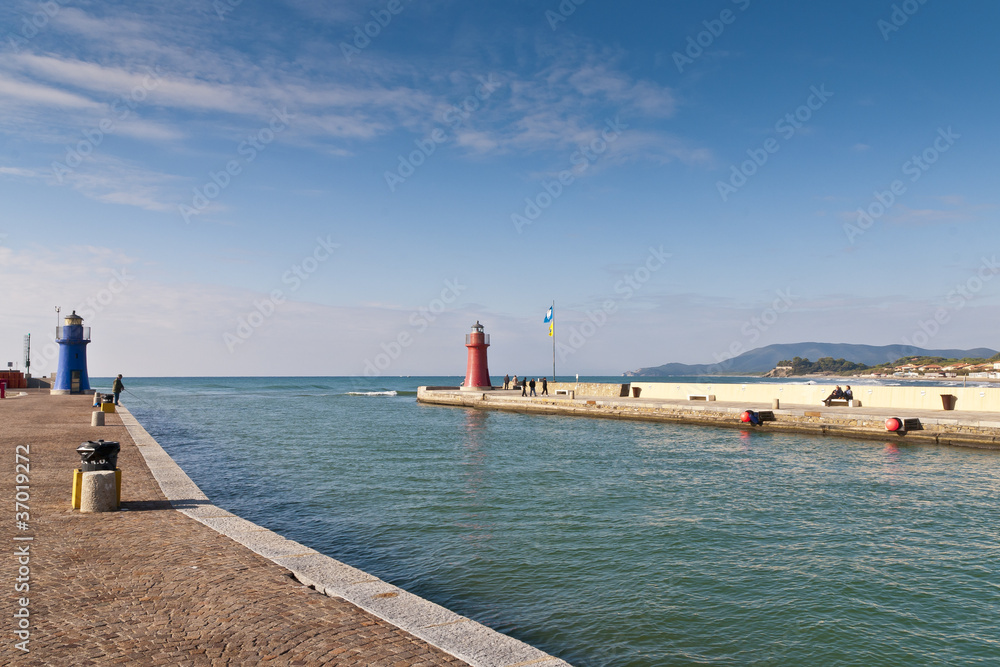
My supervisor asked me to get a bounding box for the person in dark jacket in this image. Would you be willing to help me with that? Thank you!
[529,378,536,396]
[503,374,510,390]
[823,385,844,406]
[112,374,125,405]
[541,377,548,395]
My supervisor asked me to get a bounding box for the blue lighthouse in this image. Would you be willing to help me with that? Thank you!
[52,310,92,395]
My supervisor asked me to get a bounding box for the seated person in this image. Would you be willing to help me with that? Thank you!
[823,385,845,406]
[843,386,853,402]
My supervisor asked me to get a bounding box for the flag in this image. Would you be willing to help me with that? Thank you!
[543,306,553,323]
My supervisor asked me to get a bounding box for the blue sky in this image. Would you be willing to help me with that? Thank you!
[1,0,998,378]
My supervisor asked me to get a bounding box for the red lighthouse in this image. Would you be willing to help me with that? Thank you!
[462,321,492,390]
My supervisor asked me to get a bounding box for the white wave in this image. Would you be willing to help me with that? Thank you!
[345,391,398,396]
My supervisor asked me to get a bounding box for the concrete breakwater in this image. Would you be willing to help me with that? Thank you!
[417,383,1000,449]
[625,380,1000,412]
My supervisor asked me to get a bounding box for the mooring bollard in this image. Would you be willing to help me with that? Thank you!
[772,399,780,409]
[74,440,121,510]
[80,471,118,512]
[91,411,105,426]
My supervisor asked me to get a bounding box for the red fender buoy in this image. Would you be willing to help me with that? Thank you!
[885,417,902,432]
[740,411,752,423]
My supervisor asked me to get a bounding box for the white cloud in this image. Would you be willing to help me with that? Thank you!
[0,166,42,177]
[49,155,181,212]
[454,130,499,153]
[11,53,157,96]
[0,72,101,108]
[114,117,186,142]
[0,3,703,191]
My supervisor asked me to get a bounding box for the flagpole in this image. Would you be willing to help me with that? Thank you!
[551,299,555,382]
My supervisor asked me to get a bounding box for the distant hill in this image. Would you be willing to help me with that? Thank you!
[624,342,999,376]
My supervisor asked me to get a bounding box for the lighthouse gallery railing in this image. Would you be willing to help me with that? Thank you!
[55,326,91,341]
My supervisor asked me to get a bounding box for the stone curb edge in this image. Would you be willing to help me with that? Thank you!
[116,405,570,667]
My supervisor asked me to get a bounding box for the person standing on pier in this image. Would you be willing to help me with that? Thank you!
[503,374,510,390]
[541,377,548,395]
[521,378,527,396]
[112,374,125,405]
[529,378,536,396]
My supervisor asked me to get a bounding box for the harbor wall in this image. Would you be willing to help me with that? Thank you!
[417,385,1000,449]
[626,381,1000,412]
[548,382,629,397]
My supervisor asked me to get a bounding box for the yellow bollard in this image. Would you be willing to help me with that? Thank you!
[72,469,82,509]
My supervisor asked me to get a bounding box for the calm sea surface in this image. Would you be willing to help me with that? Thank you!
[112,376,1000,666]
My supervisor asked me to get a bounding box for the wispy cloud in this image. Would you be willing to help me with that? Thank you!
[0,3,708,213]
[50,155,181,212]
[0,71,101,108]
[0,166,43,177]
[885,205,973,226]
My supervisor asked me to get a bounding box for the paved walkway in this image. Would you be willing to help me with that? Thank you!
[0,392,472,666]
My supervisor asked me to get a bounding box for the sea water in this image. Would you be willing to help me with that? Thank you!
[115,376,1000,666]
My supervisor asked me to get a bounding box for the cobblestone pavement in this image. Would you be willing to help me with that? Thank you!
[0,392,469,666]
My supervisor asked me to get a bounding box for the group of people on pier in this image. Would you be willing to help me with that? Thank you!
[502,374,548,396]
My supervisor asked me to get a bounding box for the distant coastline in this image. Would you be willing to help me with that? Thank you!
[626,342,999,378]
[749,373,1000,386]
[794,373,1000,385]
[620,373,1000,386]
